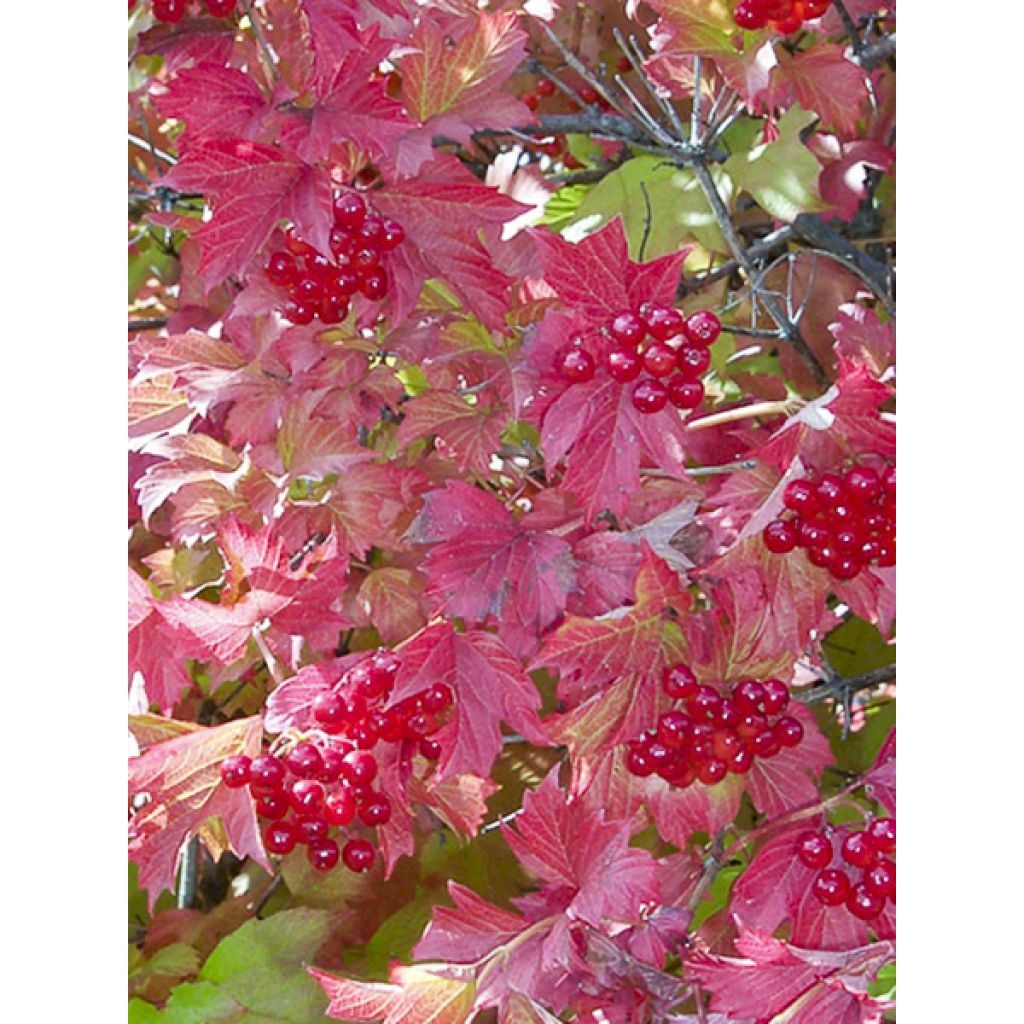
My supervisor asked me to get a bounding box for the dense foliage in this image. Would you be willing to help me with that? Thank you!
[128,2,896,1021]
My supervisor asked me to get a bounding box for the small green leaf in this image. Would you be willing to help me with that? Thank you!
[539,185,589,232]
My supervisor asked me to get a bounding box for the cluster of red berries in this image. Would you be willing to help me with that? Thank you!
[762,459,896,582]
[795,818,896,921]
[732,0,832,32]
[555,307,722,414]
[218,649,454,873]
[626,665,804,787]
[145,0,236,23]
[264,191,405,326]
[520,64,630,113]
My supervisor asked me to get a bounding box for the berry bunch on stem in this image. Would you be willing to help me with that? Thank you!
[732,0,832,33]
[265,191,405,326]
[555,307,722,414]
[796,817,896,920]
[218,649,454,873]
[626,665,804,787]
[762,458,896,581]
[149,0,237,23]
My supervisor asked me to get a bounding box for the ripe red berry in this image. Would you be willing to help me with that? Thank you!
[284,229,314,257]
[419,738,442,760]
[266,251,298,287]
[308,838,340,872]
[815,474,846,509]
[249,756,287,792]
[342,838,376,872]
[296,815,330,844]
[423,683,454,713]
[866,817,896,854]
[644,305,684,341]
[783,478,821,517]
[696,759,728,785]
[736,712,768,740]
[796,519,831,549]
[864,858,896,900]
[578,85,600,105]
[712,728,741,760]
[805,0,832,15]
[663,664,698,700]
[795,830,833,870]
[317,747,348,783]
[313,692,346,730]
[844,465,882,506]
[522,92,540,111]
[761,519,796,556]
[324,788,356,827]
[626,747,655,777]
[631,378,669,414]
[676,345,711,378]
[761,678,790,716]
[334,192,367,229]
[605,348,642,383]
[728,745,754,774]
[219,755,252,789]
[773,715,804,747]
[263,820,299,855]
[282,299,316,325]
[343,750,378,786]
[256,792,288,820]
[207,0,237,16]
[813,868,851,907]
[556,346,596,383]
[733,0,769,29]
[379,219,405,251]
[847,881,885,920]
[750,729,781,758]
[285,743,324,780]
[642,343,678,377]
[841,831,879,869]
[153,0,186,23]
[353,247,381,271]
[359,792,392,827]
[288,779,326,814]
[536,77,556,97]
[689,684,724,721]
[774,12,804,34]
[830,556,861,582]
[657,710,693,748]
[733,680,766,713]
[666,375,704,409]
[360,269,389,300]
[609,312,647,347]
[683,309,721,347]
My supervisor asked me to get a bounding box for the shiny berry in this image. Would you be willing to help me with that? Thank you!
[207,0,237,16]
[288,779,326,814]
[342,838,376,872]
[578,85,600,105]
[284,743,324,780]
[644,305,684,341]
[249,756,287,792]
[631,378,669,414]
[866,818,896,854]
[733,0,769,28]
[783,479,821,517]
[643,343,678,377]
[282,299,315,325]
[847,882,885,920]
[556,346,596,383]
[677,345,711,378]
[773,715,804,747]
[263,820,298,855]
[813,868,851,907]
[313,692,346,730]
[606,348,642,382]
[683,309,721,347]
[423,683,454,713]
[657,711,693,748]
[750,729,780,758]
[343,750,378,786]
[360,269,389,300]
[153,0,186,23]
[733,680,766,712]
[841,831,879,869]
[308,838,340,872]
[536,77,556,98]
[333,192,367,229]
[666,375,704,409]
[266,251,298,286]
[626,747,655,777]
[763,519,797,554]
[864,858,896,900]
[522,92,540,111]
[609,312,647,347]
[796,830,833,870]
[219,755,251,789]
[844,465,882,506]
[696,759,728,785]
[663,663,698,700]
[815,474,846,509]
[379,219,405,251]
[728,746,754,774]
[359,793,392,827]
[297,815,330,845]
[797,519,831,549]
[324,788,356,827]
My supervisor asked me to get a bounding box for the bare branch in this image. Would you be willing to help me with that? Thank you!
[795,665,897,706]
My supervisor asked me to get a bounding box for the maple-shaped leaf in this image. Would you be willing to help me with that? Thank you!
[292,27,412,165]
[311,963,477,1024]
[864,727,895,816]
[407,482,576,657]
[397,11,535,176]
[128,374,193,441]
[128,715,268,908]
[415,881,531,964]
[688,922,894,1024]
[298,0,362,90]
[353,567,429,647]
[387,622,546,780]
[503,768,660,929]
[372,157,532,330]
[534,545,690,757]
[768,45,869,138]
[160,138,335,287]
[828,303,895,379]
[129,568,194,714]
[397,391,510,475]
[157,64,271,147]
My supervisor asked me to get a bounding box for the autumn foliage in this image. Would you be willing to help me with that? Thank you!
[128,1,896,1022]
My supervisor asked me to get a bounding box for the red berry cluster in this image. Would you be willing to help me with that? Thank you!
[626,665,804,788]
[521,72,623,113]
[554,307,722,415]
[264,191,405,326]
[762,459,896,582]
[795,818,896,921]
[732,0,831,32]
[150,0,236,23]
[218,649,454,874]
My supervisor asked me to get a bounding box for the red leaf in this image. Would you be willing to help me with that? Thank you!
[397,391,510,475]
[157,64,271,147]
[502,768,660,928]
[128,715,268,907]
[828,303,895,379]
[160,138,335,287]
[769,46,869,138]
[408,482,576,656]
[415,881,531,963]
[864,728,895,815]
[388,622,546,780]
[129,569,194,714]
[299,0,362,89]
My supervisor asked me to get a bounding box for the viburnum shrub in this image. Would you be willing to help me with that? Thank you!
[129,2,896,1022]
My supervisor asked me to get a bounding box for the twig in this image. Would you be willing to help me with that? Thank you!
[128,132,177,167]
[612,29,688,140]
[686,400,798,431]
[690,57,703,144]
[683,458,757,477]
[128,317,169,332]
[686,829,727,915]
[481,809,523,834]
[248,872,284,919]
[253,628,285,687]
[525,58,589,111]
[832,0,864,54]
[638,182,653,261]
[796,665,896,706]
[855,34,896,70]
[539,23,630,120]
[240,0,277,83]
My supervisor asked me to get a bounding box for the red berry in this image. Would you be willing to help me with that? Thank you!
[683,310,721,347]
[626,747,655,777]
[865,817,896,854]
[285,743,324,780]
[805,0,831,15]
[783,479,821,517]
[263,820,298,855]
[342,838,376,872]
[153,0,186,23]
[419,738,442,760]
[522,92,540,111]
[864,858,896,900]
[294,276,323,303]
[795,830,833,870]
[750,729,780,758]
[666,375,704,409]
[796,519,831,549]
[657,711,693,748]
[807,544,839,570]
[313,692,346,730]
[249,756,287,792]
[536,78,556,97]
[644,305,684,341]
[762,678,790,716]
[733,0,769,29]
[642,343,678,377]
[578,85,600,105]
[815,474,846,509]
[266,251,298,286]
[357,216,384,247]
[609,312,647,347]
[206,0,237,16]
[762,519,797,554]
[343,750,378,786]
[733,680,766,713]
[812,868,851,907]
[841,831,879,869]
[282,299,316,325]
[689,684,724,721]
[728,745,754,774]
[631,378,669,414]
[773,715,804,747]
[308,838,340,872]
[830,556,861,582]
[379,218,405,251]
[353,247,381,271]
[359,792,392,827]
[663,664,698,700]
[847,882,885,920]
[696,759,728,785]
[334,192,367,229]
[297,815,330,845]
[324,788,356,827]
[774,13,803,34]
[219,755,251,789]
[676,345,711,378]
[712,728,741,760]
[317,747,348,784]
[605,348,642,383]
[284,229,314,257]
[288,779,326,815]
[423,683,454,713]
[556,346,596,383]
[360,269,389,300]
[256,792,288,820]
[844,465,882,506]
[736,712,768,740]
[319,297,348,325]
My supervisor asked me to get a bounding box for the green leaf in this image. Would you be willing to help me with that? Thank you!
[128,999,163,1024]
[574,157,732,258]
[724,106,827,222]
[869,961,896,1000]
[539,185,589,232]
[155,909,331,1023]
[822,616,896,679]
[130,942,202,983]
[363,888,437,977]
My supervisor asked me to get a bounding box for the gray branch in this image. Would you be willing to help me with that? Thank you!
[795,664,896,706]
